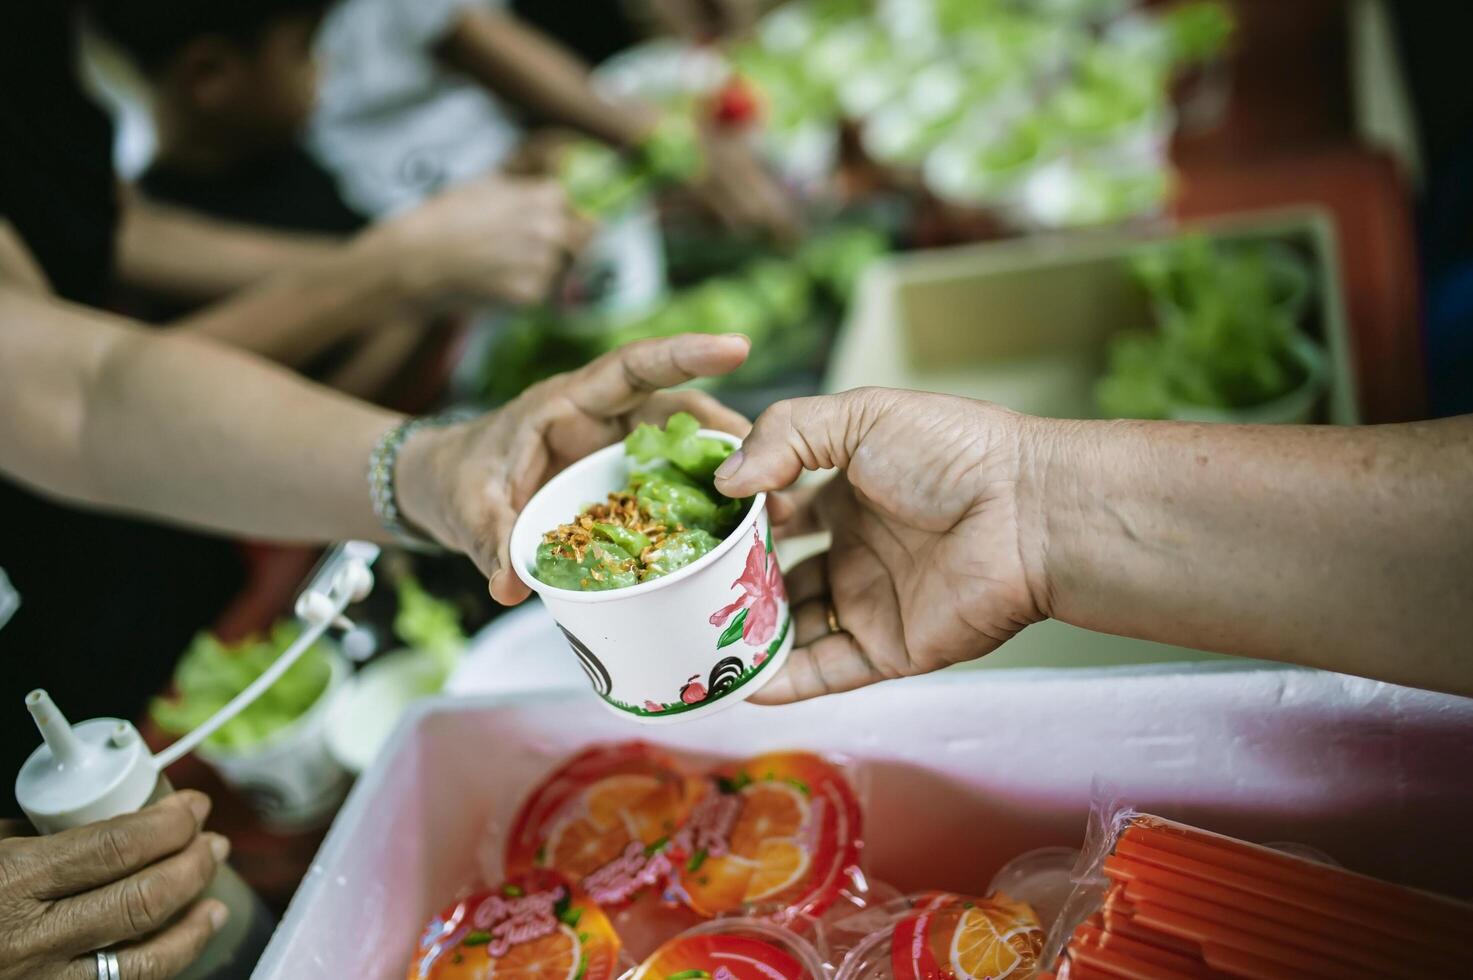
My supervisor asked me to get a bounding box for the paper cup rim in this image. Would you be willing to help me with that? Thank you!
[510,430,764,604]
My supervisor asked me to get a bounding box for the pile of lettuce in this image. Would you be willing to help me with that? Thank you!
[1096,235,1315,419]
[150,622,334,752]
[481,225,887,403]
[151,577,466,751]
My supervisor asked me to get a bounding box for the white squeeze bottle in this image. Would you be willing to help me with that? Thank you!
[16,690,275,980]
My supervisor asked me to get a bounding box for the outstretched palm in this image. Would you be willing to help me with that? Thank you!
[715,389,1044,703]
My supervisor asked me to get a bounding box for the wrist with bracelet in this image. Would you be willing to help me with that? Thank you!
[368,412,470,553]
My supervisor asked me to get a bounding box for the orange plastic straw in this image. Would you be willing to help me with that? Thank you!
[1103,853,1453,958]
[1127,900,1382,979]
[1101,906,1208,961]
[1060,816,1471,980]
[1124,818,1473,933]
[1193,942,1314,980]
[1121,878,1462,974]
[1106,843,1465,956]
[1068,932,1208,980]
[1076,924,1217,977]
[1101,887,1211,959]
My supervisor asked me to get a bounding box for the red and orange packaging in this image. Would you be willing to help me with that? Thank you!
[632,920,826,980]
[503,744,866,925]
[669,751,864,923]
[832,893,1045,980]
[406,869,621,980]
[411,743,888,977]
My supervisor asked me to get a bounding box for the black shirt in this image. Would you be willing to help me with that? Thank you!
[139,144,367,238]
[0,4,118,305]
[0,5,243,812]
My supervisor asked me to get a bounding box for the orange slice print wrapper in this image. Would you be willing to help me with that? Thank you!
[631,933,813,980]
[889,894,1043,980]
[406,870,621,980]
[673,752,862,921]
[506,743,699,906]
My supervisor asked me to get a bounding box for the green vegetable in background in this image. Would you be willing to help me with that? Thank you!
[477,226,890,405]
[559,141,646,218]
[1097,236,1314,419]
[394,575,466,686]
[1160,1,1235,66]
[150,621,333,751]
[557,117,702,220]
[799,226,888,300]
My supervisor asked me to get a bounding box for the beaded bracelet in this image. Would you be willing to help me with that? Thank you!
[367,413,467,553]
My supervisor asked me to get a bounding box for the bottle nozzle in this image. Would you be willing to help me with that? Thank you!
[26,689,89,769]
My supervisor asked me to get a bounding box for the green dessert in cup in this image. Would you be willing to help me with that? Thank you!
[533,413,748,592]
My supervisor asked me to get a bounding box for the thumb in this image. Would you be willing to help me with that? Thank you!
[714,391,875,497]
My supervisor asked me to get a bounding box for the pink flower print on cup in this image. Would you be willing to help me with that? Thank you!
[709,527,786,647]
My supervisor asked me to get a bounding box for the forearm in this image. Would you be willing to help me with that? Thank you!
[438,7,657,148]
[1026,416,1473,694]
[0,287,397,543]
[117,190,342,303]
[169,232,424,367]
[320,318,427,401]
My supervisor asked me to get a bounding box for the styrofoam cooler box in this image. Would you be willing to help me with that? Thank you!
[254,667,1473,978]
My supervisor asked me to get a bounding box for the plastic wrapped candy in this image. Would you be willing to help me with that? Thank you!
[406,869,622,980]
[669,751,864,923]
[505,743,700,907]
[837,893,1045,980]
[632,919,827,980]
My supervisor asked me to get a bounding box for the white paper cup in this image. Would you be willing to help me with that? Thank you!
[196,648,352,830]
[511,431,792,724]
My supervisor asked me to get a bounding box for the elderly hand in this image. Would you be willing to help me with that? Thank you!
[0,791,229,980]
[713,388,1049,702]
[398,333,753,602]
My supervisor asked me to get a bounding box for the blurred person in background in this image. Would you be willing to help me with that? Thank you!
[89,0,404,400]
[307,0,794,234]
[512,0,767,71]
[0,2,589,814]
[712,389,1473,702]
[88,0,594,400]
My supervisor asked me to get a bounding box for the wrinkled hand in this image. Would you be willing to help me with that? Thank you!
[370,175,594,306]
[713,388,1048,702]
[399,334,753,601]
[692,127,798,241]
[0,792,229,980]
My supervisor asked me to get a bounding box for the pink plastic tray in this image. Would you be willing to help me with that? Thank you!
[253,666,1473,978]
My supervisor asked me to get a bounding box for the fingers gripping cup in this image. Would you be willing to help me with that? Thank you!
[511,418,792,723]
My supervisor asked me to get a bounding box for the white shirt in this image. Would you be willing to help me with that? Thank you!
[308,0,521,218]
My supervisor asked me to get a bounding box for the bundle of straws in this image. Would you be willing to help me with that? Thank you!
[1041,814,1473,979]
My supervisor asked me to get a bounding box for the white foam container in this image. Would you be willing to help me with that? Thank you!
[253,666,1473,978]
